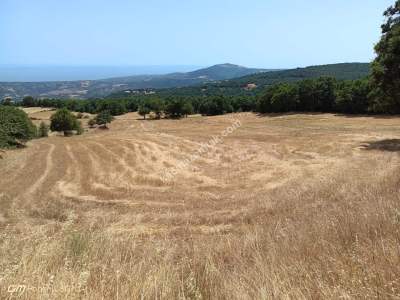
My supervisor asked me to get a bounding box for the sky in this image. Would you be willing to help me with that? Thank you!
[0,0,394,69]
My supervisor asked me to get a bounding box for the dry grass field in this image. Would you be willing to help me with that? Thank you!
[1,110,400,299]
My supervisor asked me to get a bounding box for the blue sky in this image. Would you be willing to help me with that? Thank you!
[0,0,394,68]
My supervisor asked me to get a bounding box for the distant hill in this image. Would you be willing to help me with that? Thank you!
[0,64,270,100]
[135,63,371,98]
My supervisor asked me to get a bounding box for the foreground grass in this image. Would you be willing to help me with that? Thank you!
[1,156,399,299]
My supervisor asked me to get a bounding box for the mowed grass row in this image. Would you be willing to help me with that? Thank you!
[0,112,400,299]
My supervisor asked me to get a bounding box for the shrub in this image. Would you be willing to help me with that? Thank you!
[75,120,84,135]
[88,118,97,128]
[95,110,114,128]
[38,122,49,138]
[0,106,37,148]
[76,112,84,119]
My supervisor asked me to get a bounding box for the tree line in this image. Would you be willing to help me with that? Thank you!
[0,105,116,148]
[11,94,258,118]
[258,1,400,115]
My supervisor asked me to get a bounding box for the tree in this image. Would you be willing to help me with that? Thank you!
[335,79,370,114]
[0,106,37,148]
[165,98,185,118]
[138,105,150,120]
[50,108,78,136]
[96,100,127,116]
[199,96,233,116]
[370,1,400,113]
[95,110,114,128]
[182,102,194,117]
[22,96,36,107]
[38,122,49,137]
[147,98,164,119]
[1,97,13,106]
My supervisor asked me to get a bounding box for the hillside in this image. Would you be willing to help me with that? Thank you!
[1,112,400,298]
[0,64,269,100]
[142,63,371,98]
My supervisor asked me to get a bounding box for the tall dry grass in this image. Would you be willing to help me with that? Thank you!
[1,154,399,299]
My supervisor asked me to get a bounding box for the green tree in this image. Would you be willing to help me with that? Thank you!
[95,110,114,128]
[0,106,37,148]
[182,102,194,117]
[22,96,36,107]
[335,79,370,114]
[1,97,13,106]
[165,98,185,118]
[38,121,49,137]
[138,105,150,120]
[370,1,400,113]
[50,108,78,136]
[199,96,233,116]
[147,98,164,119]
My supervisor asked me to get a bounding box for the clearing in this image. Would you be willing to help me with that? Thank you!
[1,111,400,299]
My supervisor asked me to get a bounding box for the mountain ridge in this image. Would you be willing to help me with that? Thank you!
[0,64,271,100]
[141,62,371,98]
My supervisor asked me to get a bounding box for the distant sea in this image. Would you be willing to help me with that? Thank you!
[0,65,202,82]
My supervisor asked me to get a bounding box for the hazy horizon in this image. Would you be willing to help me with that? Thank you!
[0,64,203,82]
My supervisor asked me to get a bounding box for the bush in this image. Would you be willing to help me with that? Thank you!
[50,108,78,136]
[95,110,114,128]
[76,112,84,119]
[88,118,97,128]
[0,106,37,148]
[38,122,49,138]
[75,120,84,135]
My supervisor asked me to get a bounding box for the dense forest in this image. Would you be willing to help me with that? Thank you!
[108,63,370,98]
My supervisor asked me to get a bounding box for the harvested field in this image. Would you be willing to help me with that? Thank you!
[1,111,400,299]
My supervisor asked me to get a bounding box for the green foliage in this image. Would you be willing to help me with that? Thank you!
[75,121,84,135]
[199,96,233,116]
[95,110,114,128]
[257,83,299,113]
[182,102,194,117]
[147,98,164,119]
[335,79,370,114]
[370,1,400,113]
[108,63,371,99]
[0,106,37,148]
[138,105,151,119]
[1,98,13,106]
[38,122,49,138]
[22,96,36,107]
[165,97,191,119]
[50,108,78,136]
[256,77,372,115]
